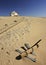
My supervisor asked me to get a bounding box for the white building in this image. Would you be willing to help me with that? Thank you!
[10,11,19,16]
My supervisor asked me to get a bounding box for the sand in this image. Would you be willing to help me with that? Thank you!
[0,16,46,65]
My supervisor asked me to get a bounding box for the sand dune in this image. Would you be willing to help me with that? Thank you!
[0,16,46,65]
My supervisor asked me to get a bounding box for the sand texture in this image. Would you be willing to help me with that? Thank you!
[0,16,46,65]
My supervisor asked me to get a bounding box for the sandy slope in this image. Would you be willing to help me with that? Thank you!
[0,16,46,65]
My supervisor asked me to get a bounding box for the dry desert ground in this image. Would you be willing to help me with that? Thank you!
[0,16,46,65]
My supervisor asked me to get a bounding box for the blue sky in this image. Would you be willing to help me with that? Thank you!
[0,0,46,17]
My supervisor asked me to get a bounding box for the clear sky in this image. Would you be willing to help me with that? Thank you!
[0,0,46,17]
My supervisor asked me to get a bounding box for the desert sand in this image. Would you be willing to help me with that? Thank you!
[0,16,46,65]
